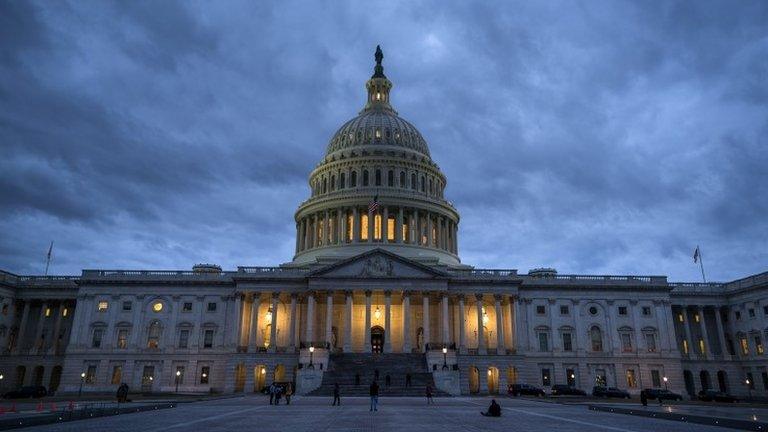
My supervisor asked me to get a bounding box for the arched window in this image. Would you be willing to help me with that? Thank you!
[322,178,327,194]
[420,176,425,192]
[429,178,434,195]
[350,171,357,187]
[147,320,162,349]
[339,173,345,189]
[363,170,369,186]
[330,175,336,191]
[411,173,417,190]
[375,169,382,186]
[387,170,394,187]
[399,171,406,187]
[590,326,603,352]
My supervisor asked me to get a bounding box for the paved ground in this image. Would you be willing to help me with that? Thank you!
[18,395,744,432]
[594,402,768,423]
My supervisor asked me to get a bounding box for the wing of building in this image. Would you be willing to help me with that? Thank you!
[1,47,766,398]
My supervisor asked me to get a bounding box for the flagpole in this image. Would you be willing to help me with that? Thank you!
[44,241,53,276]
[697,246,706,283]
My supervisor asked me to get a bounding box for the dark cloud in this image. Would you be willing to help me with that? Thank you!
[0,0,766,282]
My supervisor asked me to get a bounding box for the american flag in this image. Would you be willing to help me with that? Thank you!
[693,246,700,263]
[368,193,379,214]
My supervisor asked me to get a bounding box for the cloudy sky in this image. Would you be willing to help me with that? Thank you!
[1,1,766,281]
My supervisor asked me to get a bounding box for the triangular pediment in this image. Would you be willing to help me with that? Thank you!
[307,249,449,279]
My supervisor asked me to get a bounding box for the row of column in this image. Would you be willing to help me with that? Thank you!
[5,300,71,355]
[677,305,728,359]
[295,206,458,255]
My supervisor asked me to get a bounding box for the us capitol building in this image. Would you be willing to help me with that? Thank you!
[1,47,766,398]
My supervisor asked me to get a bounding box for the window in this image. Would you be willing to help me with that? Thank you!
[538,332,549,352]
[387,170,394,187]
[142,366,154,385]
[694,313,700,323]
[411,173,417,190]
[541,368,551,387]
[179,330,189,349]
[755,336,764,355]
[420,176,425,192]
[626,369,637,388]
[589,306,598,316]
[183,302,193,312]
[621,332,633,352]
[351,171,357,187]
[339,173,345,189]
[560,305,569,315]
[682,339,689,354]
[740,337,749,355]
[677,313,684,322]
[590,326,603,352]
[735,311,741,320]
[203,329,214,348]
[698,339,705,355]
[200,366,210,384]
[749,308,756,318]
[566,368,576,386]
[45,307,51,317]
[642,306,651,316]
[562,333,573,352]
[111,366,122,385]
[147,321,161,349]
[618,306,628,316]
[92,328,104,348]
[747,372,755,389]
[363,170,369,186]
[361,214,369,241]
[763,305,768,316]
[595,369,607,386]
[399,172,405,187]
[651,370,661,388]
[645,333,657,352]
[85,365,97,384]
[122,301,132,311]
[1,304,7,315]
[97,301,108,312]
[536,305,546,315]
[375,169,381,186]
[117,329,128,349]
[152,302,163,313]
[207,303,217,312]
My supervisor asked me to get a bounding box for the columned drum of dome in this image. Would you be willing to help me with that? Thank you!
[293,46,461,266]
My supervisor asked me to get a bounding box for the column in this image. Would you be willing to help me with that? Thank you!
[458,294,467,353]
[630,300,644,352]
[338,208,346,244]
[49,301,64,354]
[303,218,310,250]
[476,294,486,354]
[412,209,419,244]
[453,223,459,254]
[494,295,505,353]
[295,222,300,253]
[426,212,433,247]
[364,291,372,353]
[382,206,389,242]
[14,301,31,353]
[367,207,374,243]
[441,294,450,345]
[34,301,47,352]
[343,291,353,352]
[605,300,620,353]
[248,293,261,352]
[233,294,243,348]
[402,292,411,353]
[352,208,360,243]
[305,292,315,345]
[657,300,675,353]
[323,209,330,245]
[682,307,694,356]
[288,293,298,351]
[396,207,404,243]
[440,217,447,249]
[508,297,516,352]
[268,293,279,352]
[422,293,431,352]
[384,291,392,353]
[697,306,713,358]
[325,292,334,348]
[714,307,729,357]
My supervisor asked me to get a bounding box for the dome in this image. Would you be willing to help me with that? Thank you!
[325,110,431,158]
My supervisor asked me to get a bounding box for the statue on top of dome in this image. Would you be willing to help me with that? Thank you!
[375,45,383,65]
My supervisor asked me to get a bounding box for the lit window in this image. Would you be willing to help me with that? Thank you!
[682,339,689,354]
[698,339,705,355]
[45,308,51,317]
[374,214,382,240]
[755,336,764,355]
[740,337,749,355]
[346,214,354,242]
[694,314,700,323]
[97,301,108,312]
[361,214,369,241]
[63,308,68,317]
[387,217,395,242]
[375,92,381,100]
[111,366,122,385]
[375,129,381,139]
[626,369,637,388]
[678,313,684,322]
[117,329,128,349]
[152,302,163,313]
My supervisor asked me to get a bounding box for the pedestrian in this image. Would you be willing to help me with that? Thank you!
[405,373,412,387]
[285,383,293,405]
[640,390,647,407]
[269,382,276,405]
[332,382,341,406]
[369,380,379,412]
[275,384,282,405]
[385,374,391,387]
[355,373,361,386]
[480,399,501,417]
[426,385,434,404]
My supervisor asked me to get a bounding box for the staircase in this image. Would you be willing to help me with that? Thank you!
[307,353,450,397]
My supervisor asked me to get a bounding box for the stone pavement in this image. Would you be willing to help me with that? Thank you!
[17,395,744,432]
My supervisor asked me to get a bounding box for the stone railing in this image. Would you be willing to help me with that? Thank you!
[237,267,310,277]
[297,186,459,213]
[669,282,726,295]
[723,271,768,291]
[526,274,667,285]
[81,270,236,280]
[447,269,518,278]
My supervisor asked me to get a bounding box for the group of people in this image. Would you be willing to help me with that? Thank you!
[268,382,293,405]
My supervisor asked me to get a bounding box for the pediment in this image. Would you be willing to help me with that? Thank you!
[308,249,449,279]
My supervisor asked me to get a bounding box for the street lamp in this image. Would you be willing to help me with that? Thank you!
[663,376,668,390]
[442,347,448,370]
[78,372,85,398]
[746,378,752,401]
[0,373,4,393]
[175,370,181,394]
[309,346,315,369]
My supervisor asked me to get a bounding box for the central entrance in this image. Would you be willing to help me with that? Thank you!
[371,326,385,353]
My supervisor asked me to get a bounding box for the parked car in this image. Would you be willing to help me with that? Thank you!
[643,388,683,401]
[592,386,630,399]
[509,384,546,397]
[3,386,47,399]
[551,385,587,396]
[697,390,739,403]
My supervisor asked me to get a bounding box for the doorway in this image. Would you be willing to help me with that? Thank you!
[371,326,384,353]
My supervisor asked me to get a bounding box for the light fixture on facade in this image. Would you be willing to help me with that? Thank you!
[265,307,273,323]
[374,306,381,320]
[481,306,489,325]
[260,367,266,375]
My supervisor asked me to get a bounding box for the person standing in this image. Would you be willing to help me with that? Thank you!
[426,385,434,404]
[269,383,276,405]
[405,373,412,387]
[274,384,282,405]
[355,373,361,386]
[332,382,341,406]
[640,390,647,407]
[369,380,379,412]
[285,383,293,405]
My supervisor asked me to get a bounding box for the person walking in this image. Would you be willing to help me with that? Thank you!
[426,385,434,404]
[640,390,648,407]
[332,383,341,406]
[405,373,412,387]
[269,382,276,405]
[369,380,379,412]
[285,383,293,405]
[274,384,282,405]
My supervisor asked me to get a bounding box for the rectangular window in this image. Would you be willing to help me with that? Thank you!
[92,328,104,348]
[626,369,637,388]
[698,339,705,355]
[360,214,369,241]
[387,217,395,242]
[402,222,408,243]
[726,339,735,356]
[117,329,128,349]
[560,305,569,315]
[179,330,190,348]
[651,370,661,388]
[45,307,51,317]
[97,301,108,312]
[621,333,633,352]
[694,313,700,323]
[207,303,217,312]
[677,313,684,322]
[618,306,628,316]
[536,305,546,315]
[566,368,576,386]
[642,306,651,316]
[204,330,214,348]
[755,336,764,355]
[347,214,354,242]
[200,366,210,384]
[541,368,551,387]
[122,301,132,311]
[85,365,97,384]
[538,332,549,352]
[111,366,122,385]
[682,339,689,354]
[740,337,749,355]
[182,302,193,312]
[735,311,741,320]
[374,213,382,240]
[749,308,756,318]
[763,305,768,316]
[562,333,573,352]
[645,333,657,352]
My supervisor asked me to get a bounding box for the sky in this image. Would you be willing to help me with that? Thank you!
[1,1,766,282]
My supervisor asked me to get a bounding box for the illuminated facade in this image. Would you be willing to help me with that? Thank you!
[0,48,766,398]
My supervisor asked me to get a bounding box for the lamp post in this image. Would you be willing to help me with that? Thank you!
[78,372,85,398]
[175,370,181,394]
[442,347,448,370]
[663,376,668,390]
[309,346,315,369]
[0,373,4,393]
[746,378,752,401]
[570,373,576,387]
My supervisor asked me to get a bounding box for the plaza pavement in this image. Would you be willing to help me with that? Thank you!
[16,395,745,432]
